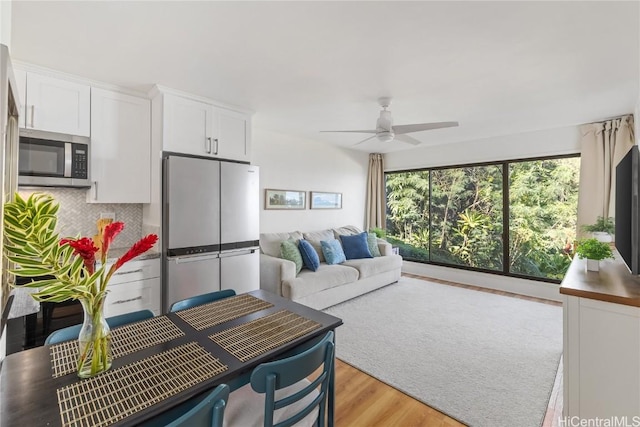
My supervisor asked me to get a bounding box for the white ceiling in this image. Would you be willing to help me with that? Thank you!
[9,1,640,153]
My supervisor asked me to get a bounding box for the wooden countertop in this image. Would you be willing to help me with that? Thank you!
[560,251,640,307]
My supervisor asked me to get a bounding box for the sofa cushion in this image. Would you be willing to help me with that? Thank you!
[282,264,359,300]
[298,239,320,271]
[342,255,403,279]
[280,239,303,274]
[321,239,346,265]
[302,229,334,263]
[367,232,382,257]
[340,232,373,260]
[332,225,362,239]
[260,231,303,258]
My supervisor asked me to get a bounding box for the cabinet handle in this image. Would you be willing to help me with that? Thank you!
[206,137,212,154]
[114,268,144,276]
[93,181,98,200]
[213,138,219,155]
[30,105,35,128]
[111,296,143,305]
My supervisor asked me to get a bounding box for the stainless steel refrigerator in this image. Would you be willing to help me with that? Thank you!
[162,155,259,313]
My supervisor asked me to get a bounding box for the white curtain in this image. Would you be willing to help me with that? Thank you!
[577,115,635,237]
[366,153,386,230]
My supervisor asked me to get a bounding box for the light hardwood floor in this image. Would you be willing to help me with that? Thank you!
[332,274,563,427]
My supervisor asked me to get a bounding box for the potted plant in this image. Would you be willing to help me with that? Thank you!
[575,238,614,272]
[582,216,615,243]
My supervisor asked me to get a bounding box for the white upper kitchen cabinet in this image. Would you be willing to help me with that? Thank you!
[160,90,251,162]
[23,72,90,136]
[13,68,26,128]
[89,88,151,203]
[215,107,250,162]
[162,93,215,157]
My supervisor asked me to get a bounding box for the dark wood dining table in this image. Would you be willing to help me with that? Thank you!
[0,289,343,427]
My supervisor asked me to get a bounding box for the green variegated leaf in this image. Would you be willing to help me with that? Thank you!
[9,267,56,277]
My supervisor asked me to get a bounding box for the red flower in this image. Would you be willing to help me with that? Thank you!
[102,221,124,262]
[60,237,99,275]
[113,234,159,271]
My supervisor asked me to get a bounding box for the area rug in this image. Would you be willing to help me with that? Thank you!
[323,277,562,427]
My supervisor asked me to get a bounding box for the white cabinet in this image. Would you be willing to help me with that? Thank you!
[216,107,249,161]
[89,88,151,203]
[160,91,250,162]
[20,71,90,136]
[561,255,640,419]
[163,93,214,157]
[104,258,161,317]
[13,68,26,129]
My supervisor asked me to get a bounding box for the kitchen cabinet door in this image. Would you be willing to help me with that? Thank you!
[163,93,214,157]
[89,88,151,203]
[13,68,26,129]
[214,107,250,162]
[24,72,90,136]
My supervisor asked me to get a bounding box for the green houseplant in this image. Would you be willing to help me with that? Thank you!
[3,193,158,378]
[575,238,614,272]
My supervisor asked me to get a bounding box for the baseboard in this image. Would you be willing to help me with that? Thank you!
[402,261,562,302]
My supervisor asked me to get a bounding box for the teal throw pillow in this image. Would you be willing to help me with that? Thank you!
[367,232,382,257]
[340,232,373,260]
[280,239,303,274]
[298,239,320,271]
[321,239,346,265]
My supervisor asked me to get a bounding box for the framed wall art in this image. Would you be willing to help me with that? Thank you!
[265,189,306,210]
[310,191,342,209]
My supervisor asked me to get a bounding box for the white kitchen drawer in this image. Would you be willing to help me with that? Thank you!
[104,277,161,318]
[106,258,160,285]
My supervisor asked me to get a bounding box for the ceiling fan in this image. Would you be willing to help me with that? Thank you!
[321,97,459,145]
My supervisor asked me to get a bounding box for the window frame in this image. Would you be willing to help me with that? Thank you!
[385,153,581,284]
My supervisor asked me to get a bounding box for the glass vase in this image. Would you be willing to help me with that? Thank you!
[77,298,112,378]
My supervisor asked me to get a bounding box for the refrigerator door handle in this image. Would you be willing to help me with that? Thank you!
[170,253,219,264]
[219,248,258,258]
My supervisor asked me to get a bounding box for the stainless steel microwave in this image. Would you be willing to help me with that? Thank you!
[18,129,90,188]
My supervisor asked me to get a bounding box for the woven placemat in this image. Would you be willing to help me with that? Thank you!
[210,309,321,362]
[175,294,273,330]
[50,316,184,378]
[57,342,227,427]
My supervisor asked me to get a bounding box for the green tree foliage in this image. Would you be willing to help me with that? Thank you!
[385,157,580,281]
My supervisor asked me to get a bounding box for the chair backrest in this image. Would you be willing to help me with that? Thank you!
[45,309,155,345]
[250,331,335,427]
[165,384,229,427]
[169,289,236,312]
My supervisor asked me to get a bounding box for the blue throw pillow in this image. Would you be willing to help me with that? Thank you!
[321,239,346,265]
[340,232,373,260]
[298,239,320,271]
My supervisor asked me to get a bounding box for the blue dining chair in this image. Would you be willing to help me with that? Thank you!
[170,289,236,312]
[224,331,335,427]
[165,384,229,427]
[45,309,154,345]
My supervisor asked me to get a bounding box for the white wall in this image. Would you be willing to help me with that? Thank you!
[0,0,11,49]
[252,128,369,233]
[385,125,581,171]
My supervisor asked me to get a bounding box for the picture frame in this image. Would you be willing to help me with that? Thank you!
[265,189,306,210]
[310,191,342,209]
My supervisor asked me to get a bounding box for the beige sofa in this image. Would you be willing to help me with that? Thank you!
[259,226,403,310]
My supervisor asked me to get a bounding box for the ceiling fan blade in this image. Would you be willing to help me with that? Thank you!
[353,135,378,146]
[393,121,459,135]
[394,134,422,146]
[320,130,377,134]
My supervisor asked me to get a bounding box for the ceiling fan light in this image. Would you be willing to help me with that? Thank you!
[376,131,394,143]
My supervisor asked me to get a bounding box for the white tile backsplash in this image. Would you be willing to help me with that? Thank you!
[17,188,143,248]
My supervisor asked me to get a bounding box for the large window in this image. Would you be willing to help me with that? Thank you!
[385,155,580,282]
